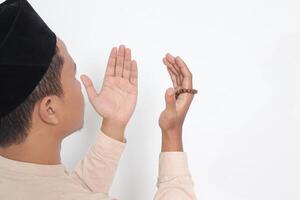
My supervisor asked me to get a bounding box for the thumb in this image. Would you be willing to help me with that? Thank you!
[80,74,97,102]
[165,87,176,112]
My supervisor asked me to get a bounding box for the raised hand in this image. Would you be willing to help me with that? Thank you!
[80,45,138,128]
[159,53,195,148]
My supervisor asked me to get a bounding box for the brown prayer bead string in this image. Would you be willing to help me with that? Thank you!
[175,88,198,99]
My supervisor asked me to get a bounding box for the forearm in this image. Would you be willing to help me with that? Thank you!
[70,120,127,193]
[154,152,197,200]
[155,128,197,199]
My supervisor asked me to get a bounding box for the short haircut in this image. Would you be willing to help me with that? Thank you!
[0,46,65,148]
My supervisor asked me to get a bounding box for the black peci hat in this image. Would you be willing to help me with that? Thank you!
[0,0,57,118]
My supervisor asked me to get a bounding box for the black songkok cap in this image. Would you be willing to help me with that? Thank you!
[0,0,57,118]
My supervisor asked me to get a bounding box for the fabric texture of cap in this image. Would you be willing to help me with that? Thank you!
[0,0,57,118]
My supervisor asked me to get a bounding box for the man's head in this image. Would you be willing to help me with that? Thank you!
[0,37,84,148]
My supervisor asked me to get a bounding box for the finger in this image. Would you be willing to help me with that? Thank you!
[165,59,182,87]
[165,87,176,112]
[164,58,181,88]
[130,60,138,86]
[166,53,183,84]
[175,56,193,89]
[80,74,97,102]
[123,48,131,80]
[163,57,178,88]
[116,44,125,77]
[104,47,117,78]
[165,54,183,86]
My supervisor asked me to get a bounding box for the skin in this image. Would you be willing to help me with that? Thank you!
[0,38,84,165]
[80,44,138,142]
[160,53,195,152]
[0,37,195,165]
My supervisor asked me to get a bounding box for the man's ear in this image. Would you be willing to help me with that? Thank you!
[38,96,59,125]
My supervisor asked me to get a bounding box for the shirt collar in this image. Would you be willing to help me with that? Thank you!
[0,155,67,177]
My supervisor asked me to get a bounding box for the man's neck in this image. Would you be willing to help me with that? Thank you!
[0,135,62,165]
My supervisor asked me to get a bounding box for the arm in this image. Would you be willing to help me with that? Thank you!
[68,121,127,194]
[154,130,197,200]
[73,45,138,194]
[154,53,198,199]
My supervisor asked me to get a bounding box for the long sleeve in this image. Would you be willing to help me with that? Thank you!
[68,129,127,195]
[154,152,198,200]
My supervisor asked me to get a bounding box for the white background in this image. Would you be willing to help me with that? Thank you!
[17,0,300,199]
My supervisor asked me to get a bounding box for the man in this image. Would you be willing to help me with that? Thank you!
[0,0,198,199]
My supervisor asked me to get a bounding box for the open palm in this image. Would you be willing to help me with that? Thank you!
[80,45,138,126]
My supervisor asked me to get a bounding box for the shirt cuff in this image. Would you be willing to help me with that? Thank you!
[158,152,191,178]
[90,128,127,161]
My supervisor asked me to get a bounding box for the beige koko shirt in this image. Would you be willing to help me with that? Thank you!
[0,129,197,200]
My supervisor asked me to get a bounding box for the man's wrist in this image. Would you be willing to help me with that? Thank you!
[161,139,183,152]
[161,129,184,152]
[101,119,126,142]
